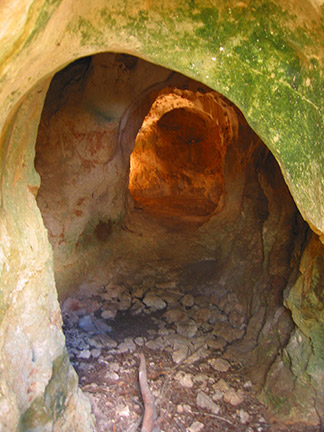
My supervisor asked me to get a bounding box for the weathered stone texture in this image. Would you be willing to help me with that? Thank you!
[0,0,324,430]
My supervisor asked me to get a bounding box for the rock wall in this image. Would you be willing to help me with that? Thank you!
[0,82,94,430]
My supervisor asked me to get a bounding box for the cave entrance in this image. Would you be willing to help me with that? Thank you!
[34,52,308,431]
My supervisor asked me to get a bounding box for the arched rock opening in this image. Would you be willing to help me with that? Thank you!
[33,52,317,430]
[129,88,235,223]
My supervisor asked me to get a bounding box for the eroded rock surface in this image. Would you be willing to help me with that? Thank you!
[0,2,324,430]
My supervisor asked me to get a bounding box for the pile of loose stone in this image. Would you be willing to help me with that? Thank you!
[61,278,275,432]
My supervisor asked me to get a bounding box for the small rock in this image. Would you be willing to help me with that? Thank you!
[124,337,136,352]
[117,342,129,354]
[117,293,132,311]
[108,362,119,371]
[238,409,250,424]
[208,358,230,372]
[164,308,188,323]
[180,294,195,307]
[224,388,244,406]
[188,421,204,432]
[175,372,193,388]
[183,404,192,412]
[194,295,210,307]
[146,337,165,351]
[193,373,209,384]
[196,391,220,414]
[79,315,97,333]
[101,308,117,320]
[93,317,112,334]
[228,310,246,328]
[158,327,170,336]
[117,405,130,417]
[206,337,227,351]
[213,321,244,342]
[212,389,224,401]
[132,285,145,299]
[172,346,189,364]
[176,319,198,338]
[134,337,145,346]
[213,379,230,392]
[176,404,183,413]
[91,348,101,358]
[244,380,252,389]
[78,349,91,359]
[191,308,211,324]
[147,329,157,336]
[88,334,117,349]
[143,293,166,310]
[160,291,181,306]
[130,299,145,315]
[106,371,119,381]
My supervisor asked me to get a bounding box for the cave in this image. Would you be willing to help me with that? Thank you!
[1,2,324,431]
[32,53,311,431]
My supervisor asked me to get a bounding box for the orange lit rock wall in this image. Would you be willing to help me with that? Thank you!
[129,88,238,220]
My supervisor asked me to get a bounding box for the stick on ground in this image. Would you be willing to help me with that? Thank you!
[138,353,160,432]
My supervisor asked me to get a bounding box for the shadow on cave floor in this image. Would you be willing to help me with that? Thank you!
[61,208,319,432]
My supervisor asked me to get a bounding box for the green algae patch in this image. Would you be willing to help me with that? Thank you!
[22,0,64,50]
[19,351,78,431]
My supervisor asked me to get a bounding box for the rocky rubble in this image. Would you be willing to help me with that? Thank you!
[62,280,318,432]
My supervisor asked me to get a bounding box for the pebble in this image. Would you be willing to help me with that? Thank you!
[176,319,198,338]
[180,294,195,307]
[213,378,230,392]
[130,299,145,315]
[117,342,129,354]
[132,285,145,299]
[188,421,204,432]
[212,389,223,401]
[134,337,145,346]
[172,346,189,363]
[175,372,193,388]
[91,348,101,358]
[117,293,132,311]
[213,321,244,342]
[79,315,97,333]
[146,337,165,351]
[208,358,230,372]
[177,404,183,413]
[164,308,188,323]
[224,388,244,406]
[206,337,227,351]
[117,405,130,417]
[143,293,166,310]
[106,371,119,381]
[101,309,117,320]
[196,391,220,414]
[238,408,250,424]
[78,349,91,359]
[124,337,136,352]
[193,373,209,384]
[93,317,112,334]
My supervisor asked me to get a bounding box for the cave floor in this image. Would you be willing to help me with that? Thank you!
[60,206,319,432]
[62,278,318,432]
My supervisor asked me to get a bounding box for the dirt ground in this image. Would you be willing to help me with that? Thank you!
[63,293,320,432]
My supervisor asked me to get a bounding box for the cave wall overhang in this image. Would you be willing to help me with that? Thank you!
[1,0,324,430]
[0,0,324,236]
